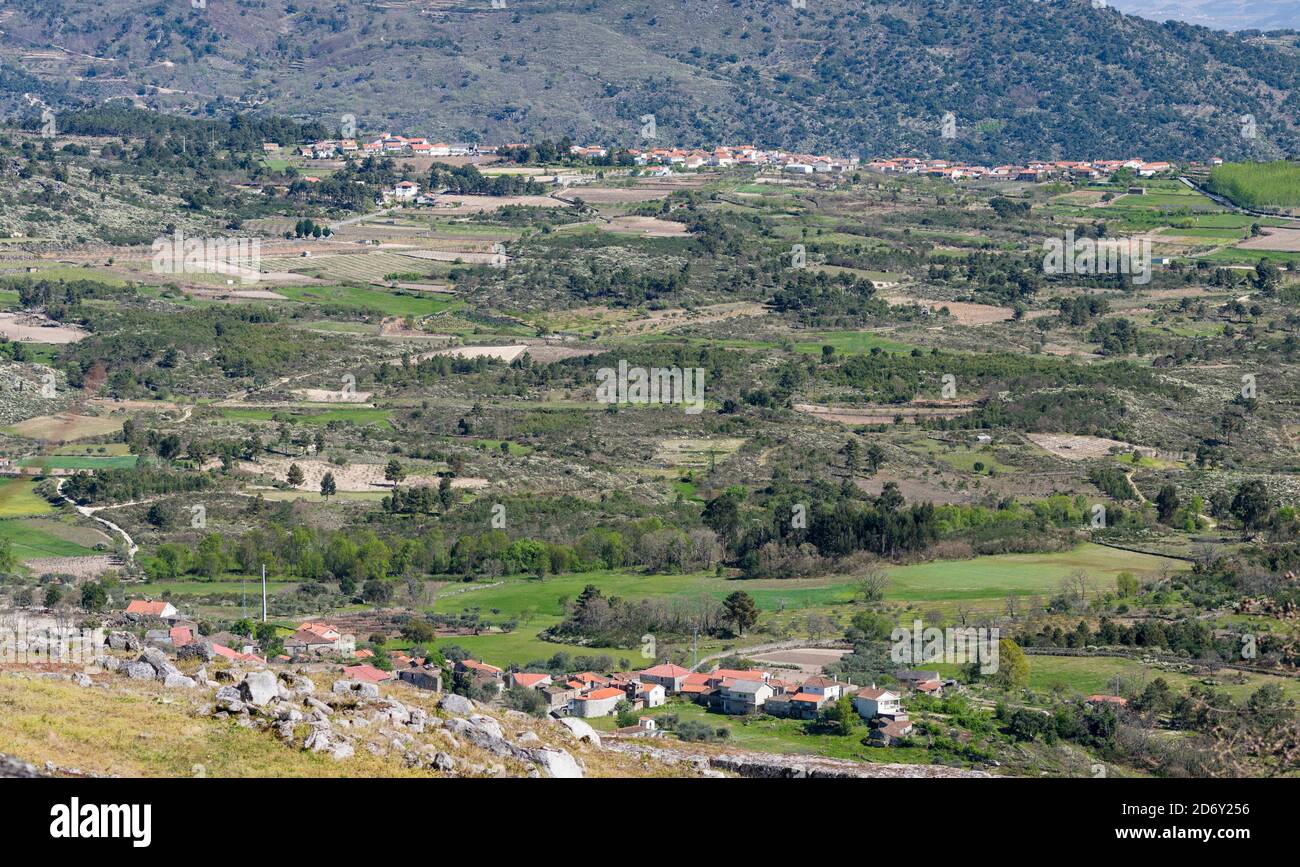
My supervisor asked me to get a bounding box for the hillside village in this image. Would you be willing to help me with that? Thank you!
[289,132,1194,186]
[68,598,959,750]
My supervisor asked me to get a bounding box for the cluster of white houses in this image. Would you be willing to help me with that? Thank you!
[274,134,1193,187]
[274,135,489,160]
[862,156,1181,181]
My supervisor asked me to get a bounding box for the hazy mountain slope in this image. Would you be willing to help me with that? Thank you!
[0,0,1296,161]
[1112,1,1300,32]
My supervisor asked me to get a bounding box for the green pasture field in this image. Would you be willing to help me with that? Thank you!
[794,331,916,356]
[931,655,1300,704]
[0,517,99,560]
[884,544,1182,603]
[20,455,138,470]
[214,406,394,428]
[427,544,1185,665]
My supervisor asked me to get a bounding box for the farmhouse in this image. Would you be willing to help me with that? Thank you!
[125,600,179,621]
[570,686,625,718]
[509,671,553,690]
[397,668,443,692]
[852,686,903,721]
[391,181,421,201]
[639,662,690,693]
[285,622,355,656]
[868,718,915,746]
[711,679,773,715]
[342,664,393,684]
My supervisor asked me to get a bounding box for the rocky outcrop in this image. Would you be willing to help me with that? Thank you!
[0,754,44,778]
[437,693,475,716]
[332,679,380,698]
[529,748,583,778]
[556,717,601,747]
[238,671,278,707]
[606,743,995,779]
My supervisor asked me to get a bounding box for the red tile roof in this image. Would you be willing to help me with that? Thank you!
[578,687,624,702]
[641,663,690,678]
[126,600,171,616]
[343,664,392,683]
[512,672,550,688]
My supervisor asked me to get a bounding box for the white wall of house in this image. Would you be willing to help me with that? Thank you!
[853,691,901,719]
[569,695,621,718]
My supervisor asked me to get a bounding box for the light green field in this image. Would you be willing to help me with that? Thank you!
[794,330,916,356]
[19,455,138,470]
[215,406,393,429]
[51,443,133,456]
[885,544,1181,602]
[0,479,56,517]
[431,544,1186,665]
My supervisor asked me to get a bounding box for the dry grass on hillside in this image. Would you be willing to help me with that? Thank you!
[0,666,689,779]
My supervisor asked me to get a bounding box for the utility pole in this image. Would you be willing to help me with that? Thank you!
[261,563,268,623]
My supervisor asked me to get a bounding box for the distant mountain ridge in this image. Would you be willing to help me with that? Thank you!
[0,0,1297,162]
[1112,1,1300,32]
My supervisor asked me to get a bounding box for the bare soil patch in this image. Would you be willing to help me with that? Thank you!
[22,555,118,578]
[748,647,850,677]
[562,186,673,203]
[291,389,375,404]
[433,345,528,362]
[0,313,87,344]
[1237,227,1300,251]
[604,215,689,237]
[1027,432,1152,460]
[430,194,565,214]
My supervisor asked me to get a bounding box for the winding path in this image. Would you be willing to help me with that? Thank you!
[55,478,138,564]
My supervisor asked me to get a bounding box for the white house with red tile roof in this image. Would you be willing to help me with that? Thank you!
[852,686,902,720]
[391,180,421,201]
[212,643,264,664]
[800,675,847,701]
[286,622,355,655]
[125,599,178,620]
[509,671,553,690]
[637,682,666,708]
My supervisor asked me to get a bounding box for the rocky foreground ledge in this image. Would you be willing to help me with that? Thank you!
[604,742,995,779]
